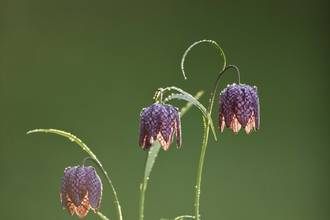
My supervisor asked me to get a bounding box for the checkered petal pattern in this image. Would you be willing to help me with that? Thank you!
[139,103,181,151]
[219,83,260,134]
[60,166,102,218]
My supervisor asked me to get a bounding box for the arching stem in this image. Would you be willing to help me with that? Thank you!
[180,40,241,220]
[181,39,227,80]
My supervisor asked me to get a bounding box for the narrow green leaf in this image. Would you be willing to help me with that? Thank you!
[97,211,110,220]
[164,88,217,141]
[160,215,195,220]
[27,129,99,161]
[142,142,161,190]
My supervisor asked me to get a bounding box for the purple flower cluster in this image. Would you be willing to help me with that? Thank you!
[60,166,102,218]
[139,103,181,151]
[219,83,260,134]
[138,83,259,150]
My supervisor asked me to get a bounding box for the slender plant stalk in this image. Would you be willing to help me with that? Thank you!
[194,66,241,220]
[194,116,210,220]
[180,40,236,220]
[97,211,110,220]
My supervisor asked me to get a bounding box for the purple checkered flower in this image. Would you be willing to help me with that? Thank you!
[60,166,102,218]
[139,103,181,151]
[219,83,260,134]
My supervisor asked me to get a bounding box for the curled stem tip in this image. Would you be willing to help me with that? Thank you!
[181,39,227,80]
[81,157,97,167]
[227,64,241,84]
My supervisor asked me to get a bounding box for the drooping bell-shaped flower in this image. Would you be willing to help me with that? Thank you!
[219,83,260,134]
[60,166,102,218]
[139,103,181,151]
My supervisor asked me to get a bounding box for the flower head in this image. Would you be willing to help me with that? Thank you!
[219,83,260,134]
[60,166,102,218]
[139,103,181,151]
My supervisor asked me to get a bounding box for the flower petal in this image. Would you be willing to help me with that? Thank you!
[61,167,74,209]
[235,85,254,128]
[75,193,90,218]
[86,167,102,211]
[219,84,239,131]
[230,115,242,133]
[172,107,182,148]
[69,167,88,207]
[251,86,260,131]
[139,104,163,149]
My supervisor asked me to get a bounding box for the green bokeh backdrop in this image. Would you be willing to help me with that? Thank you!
[1,1,329,220]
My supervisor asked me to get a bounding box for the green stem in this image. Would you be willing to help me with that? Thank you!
[194,116,210,220]
[97,211,110,220]
[139,184,145,220]
[181,40,238,220]
[194,65,240,220]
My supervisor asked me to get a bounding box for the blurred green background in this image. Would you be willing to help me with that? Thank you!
[1,0,329,219]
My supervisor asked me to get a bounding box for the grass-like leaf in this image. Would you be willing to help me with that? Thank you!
[27,128,99,161]
[164,92,217,141]
[160,215,195,220]
[97,211,110,220]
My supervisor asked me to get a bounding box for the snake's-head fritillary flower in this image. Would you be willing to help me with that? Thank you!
[219,83,260,134]
[60,166,102,218]
[139,103,181,151]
